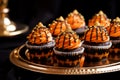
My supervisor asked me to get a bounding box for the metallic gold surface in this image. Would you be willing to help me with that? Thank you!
[0,22,29,37]
[0,0,29,37]
[9,44,120,75]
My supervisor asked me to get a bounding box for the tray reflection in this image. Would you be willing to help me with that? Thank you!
[10,44,120,75]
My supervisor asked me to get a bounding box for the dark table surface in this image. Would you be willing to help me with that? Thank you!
[1,28,120,80]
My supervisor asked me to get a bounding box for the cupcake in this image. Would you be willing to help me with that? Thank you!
[106,17,120,56]
[88,10,111,28]
[65,9,87,40]
[48,16,69,39]
[25,22,55,65]
[84,59,109,67]
[82,24,112,61]
[53,27,85,67]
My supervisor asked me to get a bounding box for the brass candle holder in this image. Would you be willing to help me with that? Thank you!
[0,0,29,37]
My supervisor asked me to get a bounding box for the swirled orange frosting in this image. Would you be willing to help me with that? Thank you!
[27,22,53,45]
[49,16,69,37]
[66,9,85,29]
[88,10,110,28]
[55,27,81,50]
[107,17,120,37]
[84,26,109,43]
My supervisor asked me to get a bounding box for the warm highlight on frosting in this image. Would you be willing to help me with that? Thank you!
[27,22,53,45]
[107,17,120,37]
[88,10,110,28]
[84,26,109,43]
[55,27,81,50]
[49,16,69,37]
[66,9,85,29]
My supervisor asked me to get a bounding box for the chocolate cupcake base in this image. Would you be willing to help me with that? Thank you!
[25,40,55,65]
[53,47,85,67]
[83,48,109,61]
[109,40,120,55]
[74,26,88,40]
[82,41,112,61]
[26,48,54,65]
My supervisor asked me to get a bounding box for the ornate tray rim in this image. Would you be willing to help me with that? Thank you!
[9,44,120,75]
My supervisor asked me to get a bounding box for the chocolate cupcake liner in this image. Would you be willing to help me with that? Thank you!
[109,41,120,54]
[82,41,110,60]
[25,48,54,65]
[111,39,120,44]
[74,26,88,34]
[54,54,85,67]
[108,40,120,54]
[109,47,120,54]
[111,43,120,48]
[82,41,112,50]
[25,40,55,50]
[84,48,109,61]
[53,47,84,55]
[79,40,84,46]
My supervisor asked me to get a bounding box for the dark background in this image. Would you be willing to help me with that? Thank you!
[0,0,120,80]
[7,0,120,31]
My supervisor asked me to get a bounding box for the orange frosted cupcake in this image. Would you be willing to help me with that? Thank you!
[49,16,69,39]
[106,17,120,55]
[65,9,87,40]
[25,22,55,65]
[88,10,111,28]
[82,24,112,61]
[53,27,85,67]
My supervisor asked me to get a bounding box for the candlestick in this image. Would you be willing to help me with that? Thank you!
[0,0,29,37]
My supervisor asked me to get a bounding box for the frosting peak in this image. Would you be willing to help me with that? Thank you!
[107,17,120,37]
[36,22,45,27]
[84,26,110,43]
[66,9,85,29]
[88,10,110,28]
[56,16,64,21]
[113,17,120,22]
[49,16,69,37]
[27,22,53,45]
[73,9,79,14]
[55,28,81,50]
[98,10,104,15]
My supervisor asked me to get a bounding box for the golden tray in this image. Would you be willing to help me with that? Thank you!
[9,44,120,75]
